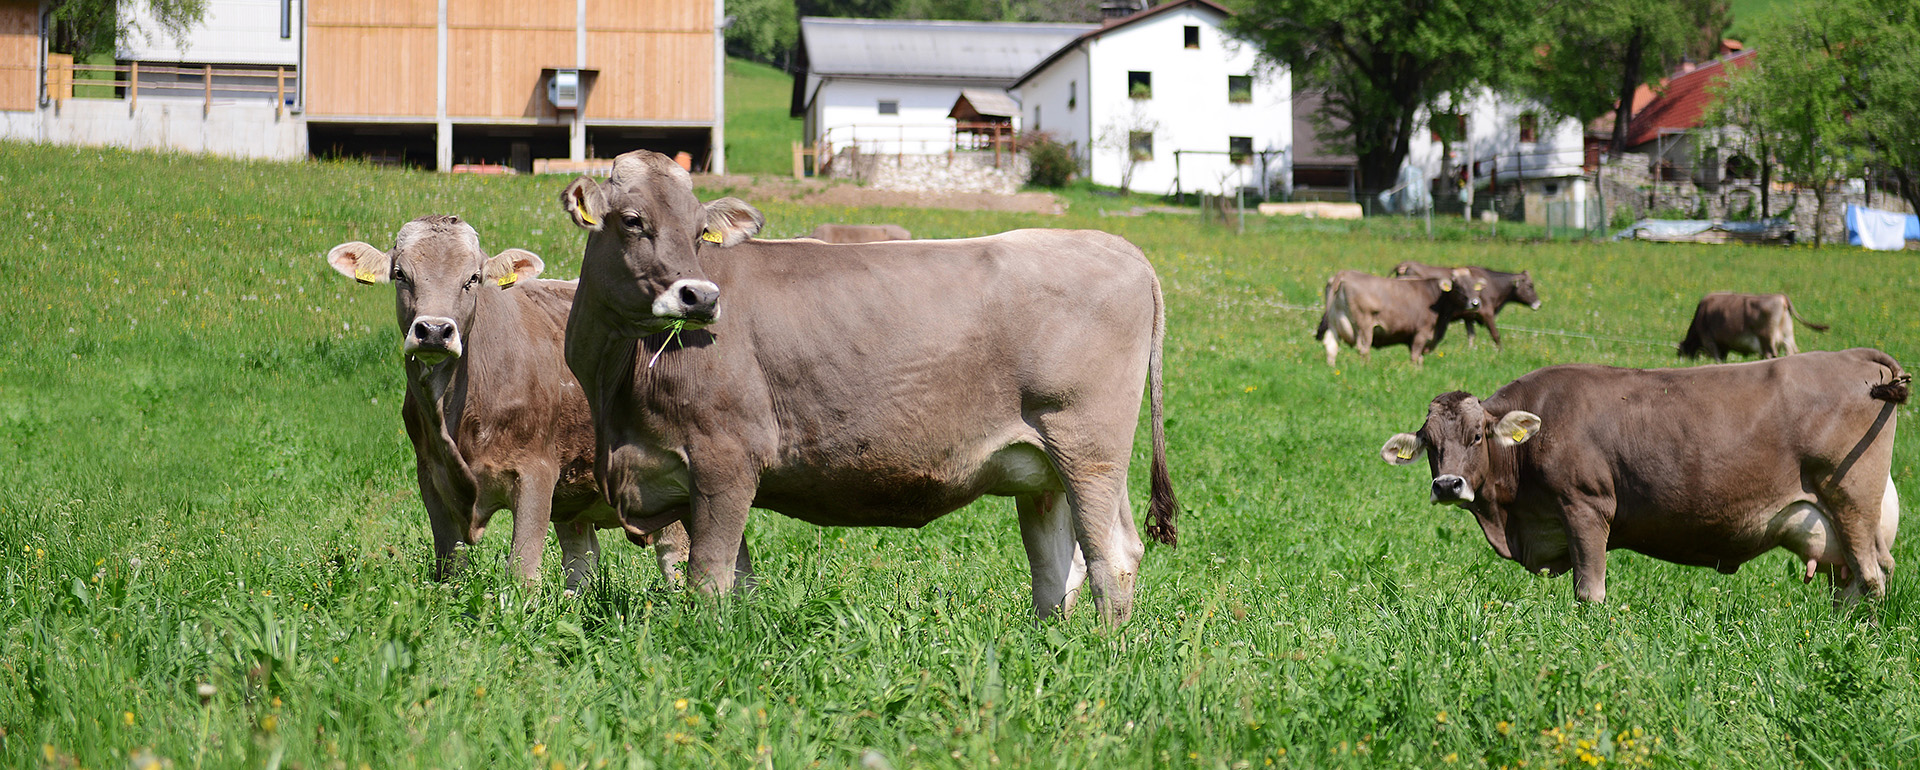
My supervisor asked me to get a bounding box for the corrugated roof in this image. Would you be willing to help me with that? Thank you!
[1625,50,1756,148]
[798,17,1097,82]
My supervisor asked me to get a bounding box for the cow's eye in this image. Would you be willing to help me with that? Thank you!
[622,214,645,231]
[464,274,480,290]
[1471,433,1484,446]
[392,267,408,284]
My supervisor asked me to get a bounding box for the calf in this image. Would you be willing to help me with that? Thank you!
[1679,291,1829,360]
[1380,349,1906,604]
[1316,270,1479,366]
[326,216,687,590]
[1392,262,1541,346]
[809,223,913,243]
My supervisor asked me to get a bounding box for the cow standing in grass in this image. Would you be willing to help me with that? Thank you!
[1391,262,1541,346]
[326,216,687,590]
[558,150,1177,624]
[1679,291,1829,360]
[1316,270,1479,366]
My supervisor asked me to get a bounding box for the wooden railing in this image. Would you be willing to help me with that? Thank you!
[43,56,295,117]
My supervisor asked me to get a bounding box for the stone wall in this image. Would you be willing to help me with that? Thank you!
[827,148,1030,195]
[1596,153,1915,244]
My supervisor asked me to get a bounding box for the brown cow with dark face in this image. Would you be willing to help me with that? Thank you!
[326,216,687,590]
[1380,349,1907,604]
[1391,262,1541,346]
[1316,269,1479,366]
[809,224,912,243]
[1678,291,1829,360]
[558,150,1177,624]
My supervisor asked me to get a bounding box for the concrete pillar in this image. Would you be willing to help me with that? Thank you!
[573,0,587,161]
[709,0,726,173]
[435,0,451,170]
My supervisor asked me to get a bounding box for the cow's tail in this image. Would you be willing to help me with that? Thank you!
[1787,296,1831,332]
[1144,271,1180,547]
[1865,349,1910,404]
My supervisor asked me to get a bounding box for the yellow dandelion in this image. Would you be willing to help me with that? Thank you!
[1435,710,1449,724]
[124,711,136,726]
[1496,720,1512,736]
[674,698,689,711]
[1443,753,1459,763]
[261,715,278,733]
[533,743,547,757]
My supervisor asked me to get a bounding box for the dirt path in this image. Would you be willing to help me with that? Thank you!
[696,174,1064,215]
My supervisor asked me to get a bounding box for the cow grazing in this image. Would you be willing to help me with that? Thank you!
[558,150,1177,624]
[1379,349,1907,604]
[1679,291,1829,360]
[325,216,687,590]
[809,223,913,243]
[1391,262,1541,346]
[1316,269,1480,366]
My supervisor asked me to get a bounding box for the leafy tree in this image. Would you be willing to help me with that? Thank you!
[49,0,206,59]
[1522,0,1728,151]
[1848,0,1920,214]
[1227,0,1544,191]
[726,0,800,67]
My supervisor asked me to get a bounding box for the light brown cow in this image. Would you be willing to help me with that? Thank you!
[558,150,1177,624]
[809,223,913,243]
[1381,349,1907,604]
[1316,269,1480,366]
[1679,291,1829,360]
[326,216,687,590]
[1391,261,1541,346]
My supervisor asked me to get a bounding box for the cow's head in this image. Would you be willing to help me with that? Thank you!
[1432,270,1482,312]
[558,151,763,336]
[324,215,544,365]
[1514,271,1541,310]
[1380,391,1539,506]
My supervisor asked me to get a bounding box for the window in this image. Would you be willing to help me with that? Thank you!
[1033,105,1041,131]
[1429,112,1465,142]
[1227,75,1252,104]
[1128,71,1152,99]
[1184,25,1200,49]
[1518,113,1538,143]
[1068,80,1076,110]
[1229,136,1253,164]
[1129,131,1153,161]
[878,99,899,115]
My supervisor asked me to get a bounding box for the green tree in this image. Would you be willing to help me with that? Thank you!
[1707,0,1872,245]
[49,0,206,59]
[1523,0,1728,151]
[1227,0,1544,191]
[726,0,800,67]
[1848,0,1920,214]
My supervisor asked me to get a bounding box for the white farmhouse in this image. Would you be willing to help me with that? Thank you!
[1010,0,1290,196]
[789,17,1095,155]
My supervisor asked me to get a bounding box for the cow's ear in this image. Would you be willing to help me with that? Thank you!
[1437,278,1452,292]
[484,248,545,289]
[702,197,764,246]
[1381,433,1426,465]
[560,176,608,231]
[1493,411,1542,446]
[326,241,391,285]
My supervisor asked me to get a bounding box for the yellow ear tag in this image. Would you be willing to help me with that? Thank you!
[1439,279,1452,291]
[1510,428,1530,443]
[1474,281,1486,291]
[354,269,379,285]
[1396,446,1414,460]
[496,273,518,287]
[578,209,597,227]
[702,229,724,243]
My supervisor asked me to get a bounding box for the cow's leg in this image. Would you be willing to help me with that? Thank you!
[1017,491,1089,619]
[554,519,600,594]
[1408,329,1433,366]
[651,520,691,586]
[1562,499,1612,603]
[1464,318,1479,347]
[1354,321,1375,361]
[1321,329,1340,367]
[1822,474,1893,603]
[418,468,467,581]
[508,466,561,586]
[681,462,757,596]
[1484,314,1504,348]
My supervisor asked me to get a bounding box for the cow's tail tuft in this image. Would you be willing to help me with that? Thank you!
[1144,271,1180,548]
[1867,349,1910,404]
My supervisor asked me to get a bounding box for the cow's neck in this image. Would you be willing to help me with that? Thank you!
[1468,443,1525,560]
[403,287,520,460]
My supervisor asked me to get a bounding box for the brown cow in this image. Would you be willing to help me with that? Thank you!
[1380,349,1907,604]
[1316,269,1479,366]
[1391,262,1541,346]
[809,223,912,243]
[558,150,1176,624]
[1679,291,1829,360]
[326,216,687,590]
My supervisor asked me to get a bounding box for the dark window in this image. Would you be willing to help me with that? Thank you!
[1184,26,1200,49]
[1519,113,1539,143]
[1129,131,1153,161]
[878,99,899,115]
[1068,80,1076,110]
[1033,105,1041,131]
[1229,136,1253,164]
[1725,153,1757,179]
[1128,71,1151,99]
[1227,75,1252,104]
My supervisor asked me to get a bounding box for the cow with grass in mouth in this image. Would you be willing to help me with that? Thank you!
[559,150,1177,624]
[1380,349,1906,604]
[326,215,687,590]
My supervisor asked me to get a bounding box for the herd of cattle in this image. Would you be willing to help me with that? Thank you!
[323,149,1905,620]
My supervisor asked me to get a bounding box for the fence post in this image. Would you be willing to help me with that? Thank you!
[792,141,803,179]
[203,64,212,116]
[129,61,138,112]
[275,67,284,119]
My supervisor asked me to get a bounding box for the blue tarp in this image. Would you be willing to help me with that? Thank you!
[1845,204,1920,250]
[1611,218,1792,242]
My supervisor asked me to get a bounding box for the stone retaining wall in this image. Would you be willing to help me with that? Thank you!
[827,148,1029,196]
[1597,153,1915,244]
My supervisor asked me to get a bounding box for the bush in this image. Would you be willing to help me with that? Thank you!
[1025,134,1075,188]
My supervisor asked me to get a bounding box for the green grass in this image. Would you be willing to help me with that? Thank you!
[725,58,804,176]
[4,143,1919,769]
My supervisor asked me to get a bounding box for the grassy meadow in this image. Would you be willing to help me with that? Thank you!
[4,142,1919,770]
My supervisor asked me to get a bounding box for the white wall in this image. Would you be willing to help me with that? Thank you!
[1014,46,1090,154]
[1407,89,1585,188]
[5,98,306,159]
[119,0,301,66]
[809,79,1013,155]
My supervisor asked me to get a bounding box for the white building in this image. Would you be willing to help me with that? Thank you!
[1009,0,1290,196]
[789,17,1095,156]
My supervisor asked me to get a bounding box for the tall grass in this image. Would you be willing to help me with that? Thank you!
[2,143,1917,769]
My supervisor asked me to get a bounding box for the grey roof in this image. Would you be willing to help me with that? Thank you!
[799,17,1097,82]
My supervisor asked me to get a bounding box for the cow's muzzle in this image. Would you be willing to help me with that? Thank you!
[1431,474,1475,505]
[652,279,721,325]
[406,316,463,363]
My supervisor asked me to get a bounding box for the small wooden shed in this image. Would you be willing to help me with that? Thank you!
[949,88,1018,151]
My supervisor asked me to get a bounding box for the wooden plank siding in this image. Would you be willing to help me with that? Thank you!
[306,0,714,124]
[0,0,38,111]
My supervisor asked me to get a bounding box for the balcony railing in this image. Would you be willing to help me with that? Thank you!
[44,55,297,117]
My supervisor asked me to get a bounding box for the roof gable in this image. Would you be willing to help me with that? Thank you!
[1011,0,1236,88]
[1625,50,1755,147]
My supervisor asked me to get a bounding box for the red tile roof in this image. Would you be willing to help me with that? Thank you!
[1624,49,1755,148]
